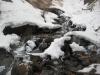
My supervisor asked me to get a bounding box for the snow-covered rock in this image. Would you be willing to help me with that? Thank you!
[70,42,86,52]
[0,66,5,73]
[27,35,71,59]
[65,31,100,47]
[78,64,100,74]
[0,34,20,51]
[0,0,61,31]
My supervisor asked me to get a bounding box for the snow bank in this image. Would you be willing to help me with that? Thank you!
[0,0,61,30]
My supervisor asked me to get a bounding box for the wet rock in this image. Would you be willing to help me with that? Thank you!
[29,56,43,75]
[54,16,70,25]
[38,38,53,52]
[61,40,73,55]
[2,0,12,2]
[11,63,30,75]
[39,43,48,52]
[71,35,91,48]
[48,8,65,16]
[11,56,42,75]
[0,48,14,75]
[3,25,61,37]
[67,24,86,32]
[40,70,54,75]
[84,0,96,4]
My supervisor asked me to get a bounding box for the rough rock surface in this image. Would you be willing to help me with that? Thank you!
[0,48,14,75]
[0,0,100,75]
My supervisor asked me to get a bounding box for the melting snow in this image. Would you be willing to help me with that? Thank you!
[0,66,5,72]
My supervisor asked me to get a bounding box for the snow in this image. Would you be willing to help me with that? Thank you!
[26,40,36,50]
[70,42,86,52]
[61,0,100,31]
[0,66,5,72]
[25,46,32,53]
[72,11,100,31]
[65,31,100,47]
[27,35,71,59]
[78,64,100,74]
[0,0,61,30]
[95,64,100,74]
[43,36,71,59]
[23,55,32,63]
[25,40,36,52]
[78,64,95,73]
[0,0,61,51]
[63,0,87,16]
[44,12,58,24]
[0,0,99,74]
[6,68,12,75]
[14,45,25,56]
[0,34,20,51]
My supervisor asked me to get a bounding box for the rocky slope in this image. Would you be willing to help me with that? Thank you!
[0,0,100,75]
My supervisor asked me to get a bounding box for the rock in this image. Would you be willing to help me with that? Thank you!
[2,0,12,2]
[0,48,14,75]
[84,0,96,4]
[61,40,73,55]
[48,8,65,16]
[39,43,48,52]
[3,25,61,37]
[29,56,43,75]
[40,70,54,75]
[11,63,30,75]
[26,0,52,10]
